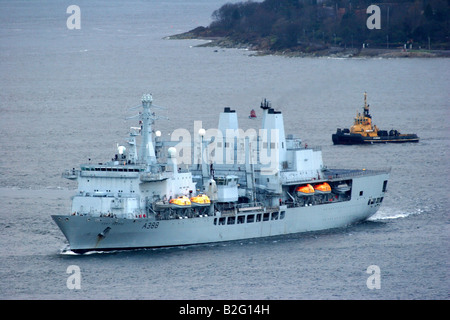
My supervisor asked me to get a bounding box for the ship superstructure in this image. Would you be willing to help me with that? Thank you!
[53,94,390,253]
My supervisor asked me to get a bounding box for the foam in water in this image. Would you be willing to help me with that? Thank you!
[369,207,424,221]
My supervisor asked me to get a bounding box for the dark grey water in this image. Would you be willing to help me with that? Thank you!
[0,0,449,300]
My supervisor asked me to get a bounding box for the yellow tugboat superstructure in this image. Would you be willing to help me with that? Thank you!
[350,92,379,137]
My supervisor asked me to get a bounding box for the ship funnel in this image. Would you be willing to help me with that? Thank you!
[218,107,238,135]
[168,147,178,175]
[218,107,239,165]
[260,100,287,170]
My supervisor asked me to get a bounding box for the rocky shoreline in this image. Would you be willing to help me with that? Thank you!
[166,32,450,59]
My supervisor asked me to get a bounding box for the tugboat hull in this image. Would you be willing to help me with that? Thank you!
[332,132,419,145]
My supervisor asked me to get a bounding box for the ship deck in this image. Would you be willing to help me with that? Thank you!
[281,167,390,186]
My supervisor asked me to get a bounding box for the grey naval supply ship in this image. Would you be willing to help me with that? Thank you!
[53,94,390,253]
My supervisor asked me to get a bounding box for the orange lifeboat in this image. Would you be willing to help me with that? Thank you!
[313,182,331,194]
[190,194,211,207]
[296,184,315,196]
[169,196,191,208]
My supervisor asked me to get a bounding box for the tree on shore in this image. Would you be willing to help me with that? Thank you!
[197,0,449,51]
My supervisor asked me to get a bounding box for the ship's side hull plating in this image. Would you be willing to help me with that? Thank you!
[53,173,388,252]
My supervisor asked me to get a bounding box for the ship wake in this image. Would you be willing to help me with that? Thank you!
[369,207,424,221]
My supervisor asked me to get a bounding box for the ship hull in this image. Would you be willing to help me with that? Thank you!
[332,132,419,145]
[52,173,389,253]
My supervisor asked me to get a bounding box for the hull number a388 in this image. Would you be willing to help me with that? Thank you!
[142,222,159,229]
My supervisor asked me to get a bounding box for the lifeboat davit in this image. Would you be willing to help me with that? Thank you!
[296,184,315,196]
[313,182,331,194]
[169,196,191,208]
[190,194,211,207]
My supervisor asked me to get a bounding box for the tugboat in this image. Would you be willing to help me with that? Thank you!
[332,93,419,145]
[52,93,390,253]
[249,109,257,119]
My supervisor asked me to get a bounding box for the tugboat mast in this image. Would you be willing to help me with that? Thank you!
[363,92,371,118]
